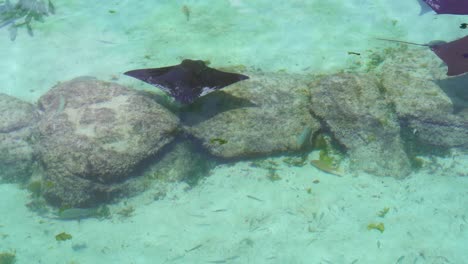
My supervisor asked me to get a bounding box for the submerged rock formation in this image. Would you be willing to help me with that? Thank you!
[309,73,412,178]
[0,93,39,182]
[379,49,468,148]
[36,77,179,207]
[184,72,320,158]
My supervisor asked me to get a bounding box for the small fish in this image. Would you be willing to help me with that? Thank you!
[310,160,343,177]
[460,23,468,29]
[347,51,361,56]
[182,5,190,21]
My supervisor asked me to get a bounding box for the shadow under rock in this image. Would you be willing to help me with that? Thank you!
[436,74,468,114]
[178,91,257,126]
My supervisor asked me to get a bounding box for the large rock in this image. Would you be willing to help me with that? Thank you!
[36,77,179,207]
[183,72,320,158]
[375,47,446,80]
[0,93,40,182]
[309,73,412,178]
[380,53,468,148]
[407,115,468,148]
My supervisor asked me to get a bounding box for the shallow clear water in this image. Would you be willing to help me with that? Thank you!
[0,1,467,263]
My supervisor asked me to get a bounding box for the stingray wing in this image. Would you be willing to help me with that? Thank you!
[423,0,468,15]
[196,68,249,96]
[430,36,468,76]
[124,66,175,92]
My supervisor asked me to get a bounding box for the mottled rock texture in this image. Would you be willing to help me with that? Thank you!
[0,93,40,182]
[309,73,412,178]
[36,77,179,207]
[183,72,320,158]
[380,49,468,148]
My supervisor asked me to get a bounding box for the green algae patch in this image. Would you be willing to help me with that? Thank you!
[367,222,385,233]
[209,138,228,145]
[55,232,72,241]
[0,251,16,264]
[377,207,390,218]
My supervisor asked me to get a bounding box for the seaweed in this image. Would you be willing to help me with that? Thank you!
[367,222,385,233]
[209,138,228,145]
[310,149,343,176]
[377,207,390,218]
[310,159,343,177]
[0,0,55,41]
[55,232,72,241]
[0,251,16,264]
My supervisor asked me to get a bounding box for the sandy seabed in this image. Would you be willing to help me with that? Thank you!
[1,152,467,264]
[1,0,467,263]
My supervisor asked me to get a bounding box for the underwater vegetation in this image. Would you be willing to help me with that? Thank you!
[367,222,385,233]
[0,251,16,264]
[55,232,72,241]
[209,138,228,145]
[0,0,55,40]
[309,134,344,176]
[377,207,390,218]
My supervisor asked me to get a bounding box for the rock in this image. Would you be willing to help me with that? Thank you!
[184,72,320,158]
[381,53,468,148]
[309,73,411,178]
[143,140,214,185]
[36,77,179,207]
[0,93,40,182]
[381,72,453,118]
[407,115,468,148]
[376,47,446,80]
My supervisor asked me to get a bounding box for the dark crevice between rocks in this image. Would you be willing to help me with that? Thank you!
[435,75,468,114]
[398,117,451,169]
[308,108,348,155]
[132,133,218,187]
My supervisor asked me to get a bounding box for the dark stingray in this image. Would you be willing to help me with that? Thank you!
[377,36,468,76]
[124,59,249,104]
[421,0,468,15]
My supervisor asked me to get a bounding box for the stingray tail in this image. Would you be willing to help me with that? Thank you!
[375,38,427,47]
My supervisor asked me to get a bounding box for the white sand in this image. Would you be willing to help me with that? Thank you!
[1,0,467,263]
[1,152,467,263]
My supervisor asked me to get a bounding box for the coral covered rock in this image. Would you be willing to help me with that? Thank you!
[309,73,411,178]
[36,77,179,206]
[0,93,39,182]
[380,52,468,148]
[184,72,320,158]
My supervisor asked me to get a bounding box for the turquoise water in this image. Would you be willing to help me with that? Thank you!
[0,1,467,263]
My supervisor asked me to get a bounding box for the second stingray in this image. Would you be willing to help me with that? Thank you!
[377,35,468,76]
